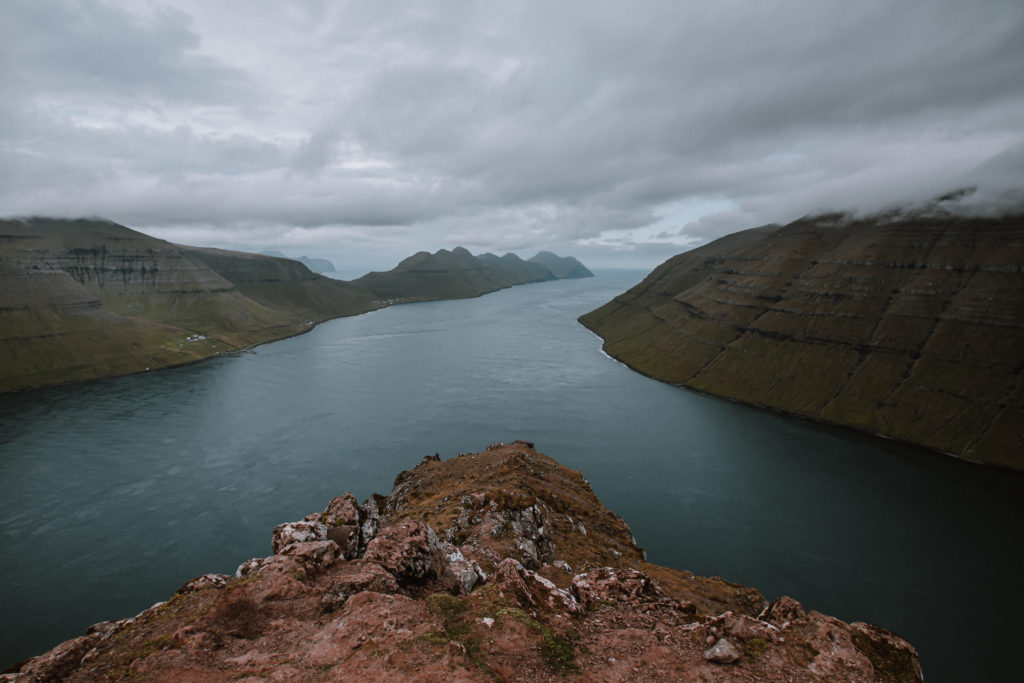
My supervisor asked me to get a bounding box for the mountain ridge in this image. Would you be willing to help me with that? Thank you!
[353,246,557,302]
[528,251,594,279]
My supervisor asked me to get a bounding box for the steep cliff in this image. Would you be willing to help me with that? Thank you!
[296,256,336,274]
[0,218,381,393]
[579,212,1024,469]
[259,251,337,273]
[6,443,922,682]
[354,247,557,302]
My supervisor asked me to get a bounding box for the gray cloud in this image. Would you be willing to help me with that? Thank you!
[2,0,1022,270]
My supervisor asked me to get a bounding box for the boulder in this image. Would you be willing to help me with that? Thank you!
[571,567,660,609]
[271,520,327,554]
[704,638,741,664]
[761,595,806,627]
[320,563,400,612]
[278,540,342,576]
[362,519,445,583]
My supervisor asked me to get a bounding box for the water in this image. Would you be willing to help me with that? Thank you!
[1,270,1022,681]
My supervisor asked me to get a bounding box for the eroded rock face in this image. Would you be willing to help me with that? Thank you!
[8,443,923,682]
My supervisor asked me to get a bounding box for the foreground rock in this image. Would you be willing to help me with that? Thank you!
[5,442,923,681]
[580,209,1024,470]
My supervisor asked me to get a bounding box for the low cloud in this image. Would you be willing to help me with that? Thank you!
[2,0,1022,269]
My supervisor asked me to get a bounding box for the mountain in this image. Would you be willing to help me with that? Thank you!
[579,211,1024,470]
[354,246,559,302]
[296,256,336,274]
[0,219,594,393]
[0,218,380,393]
[7,442,921,681]
[529,251,594,278]
[259,251,336,274]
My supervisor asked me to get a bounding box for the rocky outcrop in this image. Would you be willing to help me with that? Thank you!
[580,211,1024,470]
[5,442,922,681]
[529,251,594,279]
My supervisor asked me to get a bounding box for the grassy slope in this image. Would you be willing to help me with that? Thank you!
[0,218,381,393]
[579,213,1024,469]
[1,220,591,393]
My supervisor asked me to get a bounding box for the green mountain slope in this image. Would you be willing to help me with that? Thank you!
[0,218,380,393]
[579,212,1024,469]
[1,219,594,393]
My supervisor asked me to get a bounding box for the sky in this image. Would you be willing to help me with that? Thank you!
[2,1,1023,272]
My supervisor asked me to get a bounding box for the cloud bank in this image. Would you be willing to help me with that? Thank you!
[3,0,1023,269]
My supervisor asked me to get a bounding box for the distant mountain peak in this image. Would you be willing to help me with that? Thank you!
[528,251,594,279]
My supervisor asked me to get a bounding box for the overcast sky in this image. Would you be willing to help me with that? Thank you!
[3,1,1023,271]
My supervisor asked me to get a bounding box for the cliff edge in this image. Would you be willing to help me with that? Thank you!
[5,442,922,681]
[580,211,1024,470]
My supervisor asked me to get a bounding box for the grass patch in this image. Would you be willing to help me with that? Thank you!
[422,593,499,680]
[851,631,921,682]
[497,607,579,674]
[744,637,767,659]
[539,629,578,674]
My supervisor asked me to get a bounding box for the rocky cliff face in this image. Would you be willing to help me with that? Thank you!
[5,442,921,682]
[580,212,1024,470]
[0,218,381,393]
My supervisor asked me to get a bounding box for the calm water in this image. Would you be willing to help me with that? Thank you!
[1,270,1022,681]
